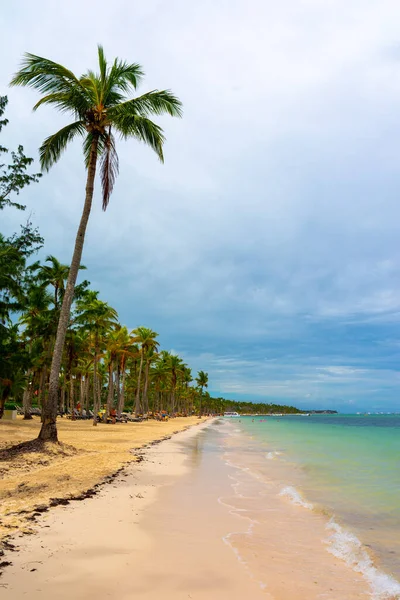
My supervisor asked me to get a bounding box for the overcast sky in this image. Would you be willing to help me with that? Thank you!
[2,0,400,412]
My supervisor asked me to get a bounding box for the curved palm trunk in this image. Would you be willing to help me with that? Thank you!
[135,350,144,416]
[38,137,99,442]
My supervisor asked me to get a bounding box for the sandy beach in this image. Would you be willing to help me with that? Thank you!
[0,416,207,542]
[1,419,268,600]
[0,418,378,599]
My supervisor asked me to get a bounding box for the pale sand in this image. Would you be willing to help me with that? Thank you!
[1,420,267,599]
[0,415,206,540]
[1,419,373,599]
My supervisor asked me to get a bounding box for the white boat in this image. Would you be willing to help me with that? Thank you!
[224,411,240,418]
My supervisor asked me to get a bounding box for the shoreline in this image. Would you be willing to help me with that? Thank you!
[1,417,397,599]
[221,419,400,600]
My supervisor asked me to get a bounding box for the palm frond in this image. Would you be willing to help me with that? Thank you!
[97,45,107,85]
[112,115,165,162]
[39,121,85,171]
[109,90,183,118]
[79,71,101,106]
[10,53,81,94]
[100,130,119,211]
[107,58,144,93]
[33,90,90,118]
[100,57,144,107]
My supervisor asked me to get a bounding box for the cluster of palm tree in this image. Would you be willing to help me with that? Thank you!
[1,252,210,423]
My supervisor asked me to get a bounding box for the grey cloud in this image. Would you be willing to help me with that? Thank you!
[2,0,400,410]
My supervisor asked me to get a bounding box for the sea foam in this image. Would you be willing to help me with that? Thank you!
[326,520,400,600]
[266,451,282,460]
[279,485,314,510]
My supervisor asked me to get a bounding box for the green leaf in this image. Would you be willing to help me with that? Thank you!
[110,89,183,118]
[10,53,82,95]
[39,121,86,171]
[112,115,165,162]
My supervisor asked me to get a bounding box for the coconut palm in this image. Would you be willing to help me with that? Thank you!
[131,327,159,416]
[11,46,182,441]
[181,366,193,415]
[151,357,169,413]
[75,296,118,424]
[37,255,70,310]
[114,327,136,416]
[195,370,208,417]
[166,353,185,416]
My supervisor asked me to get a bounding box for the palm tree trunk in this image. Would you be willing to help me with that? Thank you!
[135,350,144,416]
[118,366,125,417]
[79,374,84,413]
[85,375,90,411]
[92,349,99,426]
[171,373,176,416]
[142,359,150,415]
[61,384,66,415]
[171,390,175,416]
[23,369,33,420]
[39,366,47,415]
[70,374,75,418]
[106,360,114,415]
[38,137,99,442]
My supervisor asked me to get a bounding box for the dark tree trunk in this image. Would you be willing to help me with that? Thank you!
[92,348,99,426]
[142,359,150,415]
[85,375,90,411]
[0,388,9,419]
[135,350,144,417]
[70,373,75,418]
[106,360,114,415]
[23,369,33,419]
[38,137,98,441]
[116,364,122,416]
[60,384,66,415]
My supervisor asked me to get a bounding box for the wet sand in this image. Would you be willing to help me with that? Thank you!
[1,419,373,599]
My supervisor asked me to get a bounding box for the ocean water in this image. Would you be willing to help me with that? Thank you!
[226,414,400,598]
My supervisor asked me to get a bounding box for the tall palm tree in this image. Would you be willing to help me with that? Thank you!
[166,353,185,416]
[19,283,53,419]
[195,370,209,417]
[131,326,159,416]
[11,46,182,441]
[181,366,193,415]
[75,296,118,424]
[37,256,70,310]
[114,326,136,416]
[151,357,168,413]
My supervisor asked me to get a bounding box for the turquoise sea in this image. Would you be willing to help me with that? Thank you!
[231,414,400,597]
